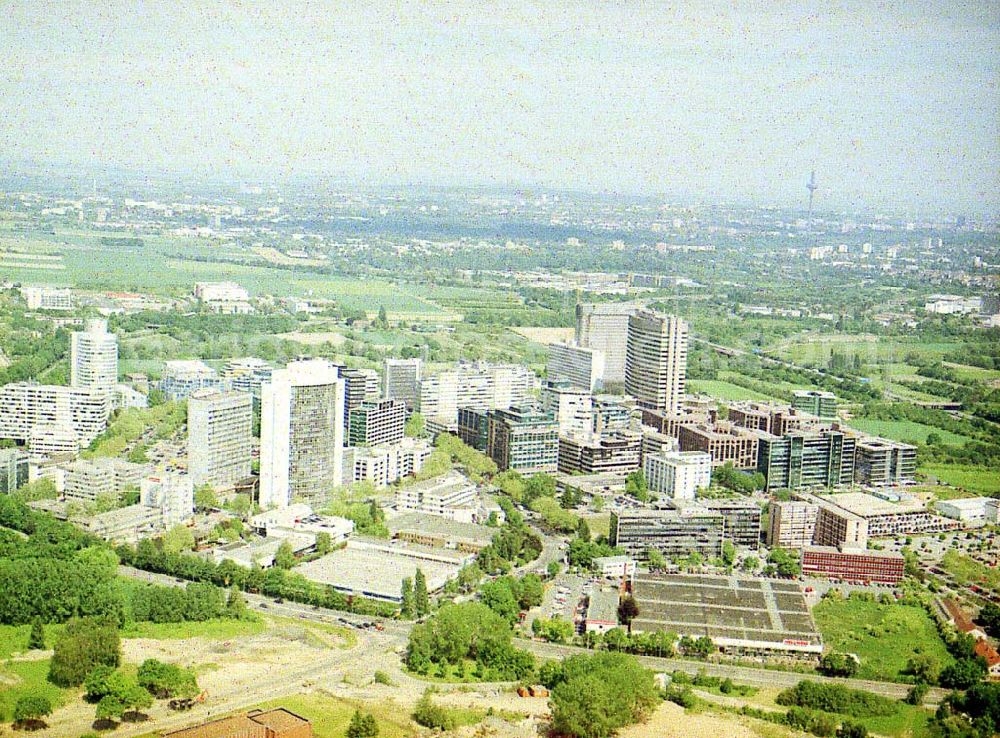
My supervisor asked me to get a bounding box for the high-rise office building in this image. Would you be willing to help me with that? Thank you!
[71,319,118,394]
[854,438,917,486]
[625,309,687,412]
[757,430,857,492]
[260,360,345,509]
[791,390,838,419]
[547,342,605,392]
[383,358,421,411]
[539,383,593,436]
[575,302,639,384]
[187,389,253,489]
[348,399,406,447]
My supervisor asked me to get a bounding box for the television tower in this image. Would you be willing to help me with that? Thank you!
[806,170,818,219]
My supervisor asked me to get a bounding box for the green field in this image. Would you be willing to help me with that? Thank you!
[0,228,447,317]
[0,658,72,723]
[918,464,1000,496]
[845,419,972,446]
[775,335,960,365]
[812,598,954,682]
[686,379,776,402]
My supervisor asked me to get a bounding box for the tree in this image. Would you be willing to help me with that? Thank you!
[13,694,52,726]
[193,485,218,511]
[84,664,117,701]
[819,652,859,678]
[547,561,562,578]
[741,556,759,573]
[624,471,649,502]
[517,574,544,609]
[400,578,415,619]
[314,531,332,556]
[28,618,46,650]
[904,683,928,706]
[49,617,121,687]
[404,412,426,438]
[905,652,940,684]
[226,587,250,620]
[412,691,456,731]
[274,540,296,570]
[645,549,666,570]
[576,517,591,541]
[836,722,869,738]
[137,659,198,698]
[481,579,520,624]
[939,657,987,689]
[161,524,194,555]
[413,568,429,618]
[548,652,660,738]
[978,601,1000,637]
[377,305,389,328]
[346,708,379,738]
[618,596,639,629]
[721,540,736,567]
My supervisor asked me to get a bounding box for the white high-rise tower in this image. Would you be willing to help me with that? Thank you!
[71,319,118,394]
[260,359,344,509]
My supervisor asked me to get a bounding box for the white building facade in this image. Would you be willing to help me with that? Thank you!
[643,450,711,500]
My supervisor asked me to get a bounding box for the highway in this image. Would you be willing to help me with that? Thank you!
[519,640,948,704]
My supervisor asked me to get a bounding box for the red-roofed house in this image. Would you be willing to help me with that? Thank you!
[973,640,1000,679]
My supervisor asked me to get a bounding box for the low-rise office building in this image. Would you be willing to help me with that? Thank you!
[63,458,144,504]
[801,545,904,584]
[934,497,993,524]
[610,508,725,560]
[643,450,711,500]
[388,512,495,553]
[766,500,819,548]
[557,430,641,475]
[159,360,223,400]
[678,422,770,470]
[486,405,559,473]
[0,449,29,493]
[346,438,432,488]
[699,497,763,548]
[640,406,712,438]
[585,588,621,634]
[593,555,636,578]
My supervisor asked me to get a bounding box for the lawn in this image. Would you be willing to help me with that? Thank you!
[919,464,1000,496]
[777,336,960,365]
[230,693,421,738]
[845,419,972,446]
[686,379,776,402]
[811,597,953,682]
[0,658,72,723]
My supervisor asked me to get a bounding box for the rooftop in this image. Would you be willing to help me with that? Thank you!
[388,511,496,545]
[822,492,926,517]
[586,588,620,625]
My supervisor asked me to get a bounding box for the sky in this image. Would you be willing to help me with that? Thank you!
[1,1,998,212]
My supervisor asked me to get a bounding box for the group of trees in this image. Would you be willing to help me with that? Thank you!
[712,462,766,495]
[775,681,898,719]
[479,574,543,624]
[399,569,429,620]
[540,652,660,738]
[405,602,535,681]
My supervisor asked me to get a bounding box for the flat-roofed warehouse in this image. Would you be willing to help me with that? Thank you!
[296,537,474,603]
[630,573,822,660]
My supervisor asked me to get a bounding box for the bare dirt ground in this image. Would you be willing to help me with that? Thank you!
[509,327,574,345]
[620,702,809,738]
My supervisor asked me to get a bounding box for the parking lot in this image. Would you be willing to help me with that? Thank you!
[525,572,588,632]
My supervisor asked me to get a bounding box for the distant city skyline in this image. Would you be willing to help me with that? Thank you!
[2,1,998,212]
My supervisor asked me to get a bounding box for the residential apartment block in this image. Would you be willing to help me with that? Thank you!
[70,319,118,394]
[0,382,110,447]
[418,362,536,425]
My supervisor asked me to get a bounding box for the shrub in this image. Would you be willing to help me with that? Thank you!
[776,681,897,718]
[412,692,456,731]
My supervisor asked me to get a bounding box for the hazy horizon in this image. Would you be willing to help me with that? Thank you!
[3,1,998,213]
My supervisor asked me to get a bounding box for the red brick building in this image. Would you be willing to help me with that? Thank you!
[801,545,904,584]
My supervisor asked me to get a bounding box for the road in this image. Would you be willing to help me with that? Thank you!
[519,641,948,704]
